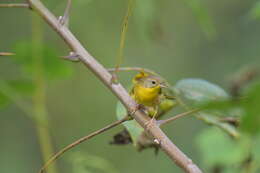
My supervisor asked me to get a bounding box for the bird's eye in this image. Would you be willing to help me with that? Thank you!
[151,80,156,85]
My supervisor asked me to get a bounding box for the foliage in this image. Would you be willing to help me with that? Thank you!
[116,76,260,172]
[117,78,238,147]
[12,41,73,81]
[0,40,74,107]
[195,81,260,172]
[0,79,34,110]
[1,0,260,173]
[249,1,260,20]
[240,82,260,134]
[68,152,119,173]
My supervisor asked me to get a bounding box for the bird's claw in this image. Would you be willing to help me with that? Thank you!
[129,104,146,116]
[144,117,156,130]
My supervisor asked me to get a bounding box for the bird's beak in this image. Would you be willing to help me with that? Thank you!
[159,83,167,88]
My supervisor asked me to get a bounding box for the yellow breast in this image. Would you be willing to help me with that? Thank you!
[133,84,160,106]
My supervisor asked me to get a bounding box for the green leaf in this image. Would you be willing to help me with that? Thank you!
[252,134,260,164]
[174,79,241,137]
[249,1,260,20]
[68,152,119,173]
[116,102,143,145]
[198,99,243,119]
[196,128,249,168]
[12,41,73,80]
[8,80,34,96]
[0,92,10,109]
[0,79,34,109]
[241,83,260,135]
[200,99,236,111]
[174,78,229,103]
[197,112,240,138]
[0,79,33,111]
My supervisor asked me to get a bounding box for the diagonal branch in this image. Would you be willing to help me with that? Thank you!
[26,0,202,172]
[39,116,129,173]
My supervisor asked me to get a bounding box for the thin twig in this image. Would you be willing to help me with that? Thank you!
[114,0,134,73]
[39,116,129,173]
[219,117,240,127]
[31,12,58,173]
[0,52,15,56]
[108,67,158,75]
[0,3,29,8]
[157,109,200,126]
[111,0,134,84]
[25,0,202,172]
[230,67,259,98]
[58,0,71,26]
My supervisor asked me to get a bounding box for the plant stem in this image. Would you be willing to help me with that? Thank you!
[39,116,130,173]
[0,80,34,118]
[0,3,29,8]
[31,13,58,173]
[157,109,200,126]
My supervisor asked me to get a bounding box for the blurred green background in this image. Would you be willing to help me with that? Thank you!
[1,0,260,173]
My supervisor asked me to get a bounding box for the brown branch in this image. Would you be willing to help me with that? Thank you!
[25,0,202,172]
[0,3,29,8]
[0,52,15,56]
[230,68,259,98]
[158,109,201,126]
[219,117,240,127]
[39,116,130,173]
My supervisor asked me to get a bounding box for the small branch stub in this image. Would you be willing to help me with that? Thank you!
[61,52,80,62]
[153,138,160,145]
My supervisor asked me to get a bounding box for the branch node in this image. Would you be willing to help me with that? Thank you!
[57,16,68,26]
[153,138,160,145]
[57,0,71,26]
[128,103,145,118]
[61,52,80,62]
[110,72,119,85]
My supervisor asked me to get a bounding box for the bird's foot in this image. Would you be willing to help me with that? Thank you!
[129,104,145,116]
[145,117,156,130]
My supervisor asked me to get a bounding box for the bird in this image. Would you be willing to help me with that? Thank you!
[130,71,176,125]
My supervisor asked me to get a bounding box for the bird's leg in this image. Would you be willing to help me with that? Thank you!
[129,104,146,118]
[145,106,158,129]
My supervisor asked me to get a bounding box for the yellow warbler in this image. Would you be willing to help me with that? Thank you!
[130,71,177,119]
[110,71,177,148]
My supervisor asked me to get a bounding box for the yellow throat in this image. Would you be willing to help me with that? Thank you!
[131,72,162,107]
[133,84,161,106]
